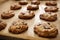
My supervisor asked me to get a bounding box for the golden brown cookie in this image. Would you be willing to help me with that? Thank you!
[27,5,39,10]
[45,6,58,12]
[46,1,57,6]
[1,11,14,19]
[0,20,7,31]
[19,1,28,5]
[34,22,58,38]
[9,21,28,34]
[10,4,22,10]
[40,13,57,21]
[18,11,35,19]
[31,0,40,5]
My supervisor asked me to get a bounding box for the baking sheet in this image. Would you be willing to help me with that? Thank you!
[0,0,60,40]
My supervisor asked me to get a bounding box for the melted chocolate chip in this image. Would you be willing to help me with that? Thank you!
[48,23,50,25]
[21,13,25,15]
[22,22,27,25]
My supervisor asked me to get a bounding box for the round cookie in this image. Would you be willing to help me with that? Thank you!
[19,1,28,5]
[31,0,40,5]
[34,22,58,38]
[10,4,22,10]
[0,20,7,31]
[9,21,28,34]
[18,11,35,19]
[27,5,39,10]
[1,11,14,19]
[46,1,57,6]
[40,13,57,21]
[45,6,58,12]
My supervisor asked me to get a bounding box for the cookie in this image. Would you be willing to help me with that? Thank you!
[45,6,58,12]
[19,1,28,5]
[31,0,40,5]
[9,21,28,34]
[0,20,7,31]
[18,11,35,19]
[40,13,57,21]
[27,5,39,10]
[46,1,57,6]
[34,22,58,38]
[1,11,14,19]
[10,4,22,10]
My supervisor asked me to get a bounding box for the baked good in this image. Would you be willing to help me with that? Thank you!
[19,1,28,5]
[40,13,57,21]
[0,20,7,31]
[9,21,28,34]
[46,1,57,6]
[18,11,35,19]
[1,11,14,19]
[34,22,58,38]
[10,4,22,10]
[45,6,58,12]
[27,5,39,10]
[31,0,40,5]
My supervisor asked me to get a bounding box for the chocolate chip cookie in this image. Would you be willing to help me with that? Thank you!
[34,22,58,38]
[10,4,22,10]
[9,21,28,34]
[45,6,58,12]
[40,13,57,21]
[27,5,39,10]
[18,11,35,19]
[1,11,14,19]
[19,1,28,5]
[46,1,57,6]
[0,20,7,31]
[31,0,40,5]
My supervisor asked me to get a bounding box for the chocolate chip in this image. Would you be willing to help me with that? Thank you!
[21,13,25,15]
[48,23,50,25]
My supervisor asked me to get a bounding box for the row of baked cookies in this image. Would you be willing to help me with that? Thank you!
[1,11,35,19]
[10,1,58,10]
[0,20,58,38]
[1,10,58,22]
[14,0,57,6]
[11,0,40,10]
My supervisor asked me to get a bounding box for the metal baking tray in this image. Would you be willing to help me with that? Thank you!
[0,0,60,40]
